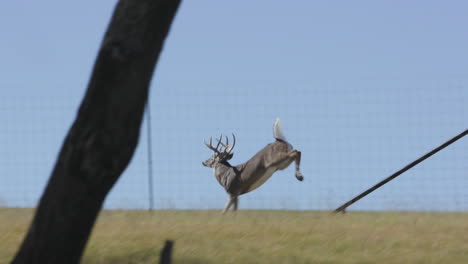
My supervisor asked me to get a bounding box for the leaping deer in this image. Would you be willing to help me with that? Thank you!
[202,119,303,213]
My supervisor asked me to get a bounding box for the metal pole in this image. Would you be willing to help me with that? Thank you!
[334,129,468,213]
[146,101,154,211]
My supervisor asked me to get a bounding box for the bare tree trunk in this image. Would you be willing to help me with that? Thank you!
[12,1,181,263]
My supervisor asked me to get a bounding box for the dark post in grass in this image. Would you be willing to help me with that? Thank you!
[12,0,181,263]
[159,240,174,264]
[334,129,468,213]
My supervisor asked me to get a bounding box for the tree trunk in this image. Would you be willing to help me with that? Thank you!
[12,0,181,263]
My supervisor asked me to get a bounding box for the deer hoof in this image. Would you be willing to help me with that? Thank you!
[295,173,304,181]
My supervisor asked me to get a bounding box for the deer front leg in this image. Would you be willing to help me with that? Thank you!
[222,196,234,214]
[233,196,238,211]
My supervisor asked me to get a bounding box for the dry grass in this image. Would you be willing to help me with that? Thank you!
[1,208,468,263]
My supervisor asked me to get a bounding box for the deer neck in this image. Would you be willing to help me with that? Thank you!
[214,160,233,172]
[213,160,239,181]
[212,160,239,192]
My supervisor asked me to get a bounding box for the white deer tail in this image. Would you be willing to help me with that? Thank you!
[273,118,287,141]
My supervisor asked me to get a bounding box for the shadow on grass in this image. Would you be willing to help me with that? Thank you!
[82,255,212,264]
[82,245,213,264]
[174,257,214,264]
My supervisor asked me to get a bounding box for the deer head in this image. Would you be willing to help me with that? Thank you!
[202,134,236,168]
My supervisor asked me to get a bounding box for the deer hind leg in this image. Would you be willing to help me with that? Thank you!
[266,150,304,181]
[293,150,303,181]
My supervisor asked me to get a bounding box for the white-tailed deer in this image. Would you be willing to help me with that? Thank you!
[202,119,303,213]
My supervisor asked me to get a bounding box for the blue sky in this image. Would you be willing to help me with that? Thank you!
[0,1,467,211]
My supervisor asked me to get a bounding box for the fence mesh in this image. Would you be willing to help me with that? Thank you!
[0,82,467,211]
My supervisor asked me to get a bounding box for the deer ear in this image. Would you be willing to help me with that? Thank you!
[227,153,234,160]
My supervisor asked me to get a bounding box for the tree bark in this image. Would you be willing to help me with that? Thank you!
[12,0,181,263]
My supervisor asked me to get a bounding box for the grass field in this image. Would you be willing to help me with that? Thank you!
[1,208,468,263]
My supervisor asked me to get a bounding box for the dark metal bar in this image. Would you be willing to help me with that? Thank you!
[334,129,468,213]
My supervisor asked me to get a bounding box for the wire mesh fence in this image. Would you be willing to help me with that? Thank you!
[0,83,467,212]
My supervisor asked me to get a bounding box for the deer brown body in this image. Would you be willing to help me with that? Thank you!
[202,119,303,213]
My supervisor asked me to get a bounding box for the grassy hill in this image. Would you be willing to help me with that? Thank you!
[1,208,467,263]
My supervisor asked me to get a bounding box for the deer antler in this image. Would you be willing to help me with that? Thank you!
[204,134,223,154]
[228,134,236,154]
[217,134,236,154]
